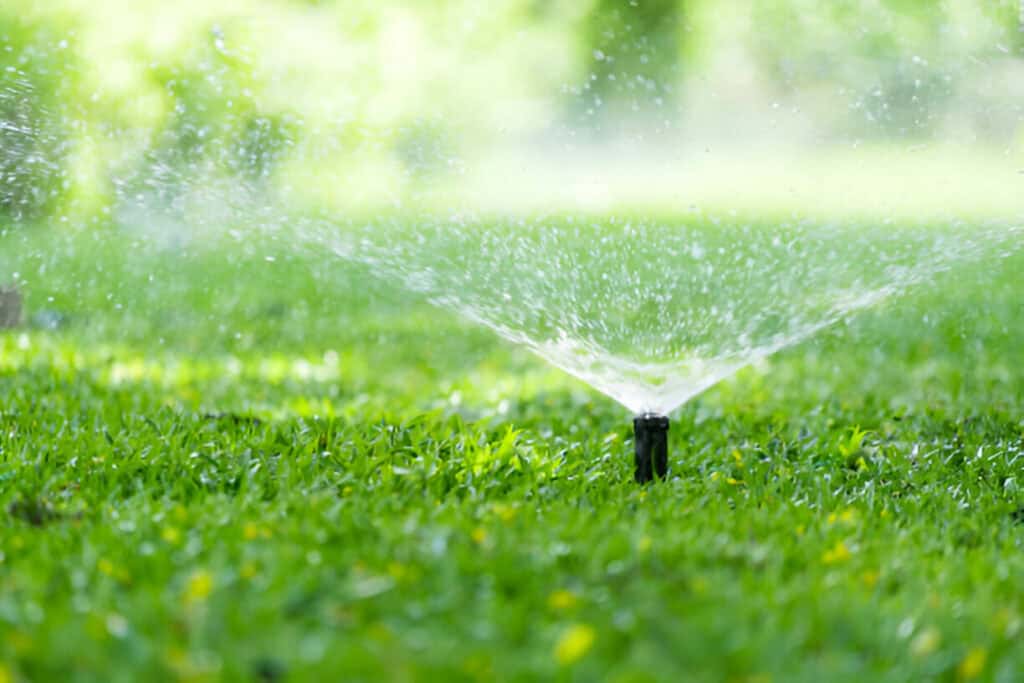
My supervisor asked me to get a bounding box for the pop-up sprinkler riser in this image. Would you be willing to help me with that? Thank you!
[633,413,669,483]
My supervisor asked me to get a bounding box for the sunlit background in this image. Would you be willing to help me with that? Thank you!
[3,0,1023,223]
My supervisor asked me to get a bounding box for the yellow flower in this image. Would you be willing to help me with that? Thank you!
[821,541,851,565]
[97,558,116,576]
[910,627,941,658]
[240,562,258,580]
[732,449,744,468]
[957,647,987,680]
[471,527,487,545]
[492,503,517,522]
[184,569,214,604]
[0,663,13,683]
[554,624,596,665]
[387,562,411,581]
[827,509,857,526]
[161,526,182,544]
[637,535,652,552]
[243,523,260,541]
[861,570,880,589]
[547,590,578,611]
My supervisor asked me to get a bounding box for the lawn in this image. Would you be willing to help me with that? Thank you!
[1,220,1023,682]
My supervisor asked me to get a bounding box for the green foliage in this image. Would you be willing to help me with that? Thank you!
[581,0,684,119]
[134,26,298,194]
[748,0,958,138]
[0,11,77,222]
[983,0,1024,53]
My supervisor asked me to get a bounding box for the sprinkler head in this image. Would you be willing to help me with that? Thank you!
[633,413,669,484]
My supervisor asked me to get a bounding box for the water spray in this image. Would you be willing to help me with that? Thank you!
[633,413,669,483]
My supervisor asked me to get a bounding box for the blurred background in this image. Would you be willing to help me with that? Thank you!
[2,0,1023,226]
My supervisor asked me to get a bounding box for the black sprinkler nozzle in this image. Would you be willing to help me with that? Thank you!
[634,413,669,483]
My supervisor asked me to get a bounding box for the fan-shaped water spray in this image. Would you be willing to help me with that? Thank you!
[312,214,1020,413]
[297,212,1019,479]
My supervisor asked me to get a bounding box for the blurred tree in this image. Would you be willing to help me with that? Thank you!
[983,0,1024,53]
[0,12,76,224]
[580,0,684,121]
[120,25,298,214]
[749,0,954,139]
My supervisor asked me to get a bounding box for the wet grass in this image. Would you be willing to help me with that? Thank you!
[1,223,1023,682]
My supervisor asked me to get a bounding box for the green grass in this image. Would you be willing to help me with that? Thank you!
[1,221,1023,682]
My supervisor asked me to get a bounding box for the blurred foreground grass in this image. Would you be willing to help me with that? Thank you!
[1,221,1023,681]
